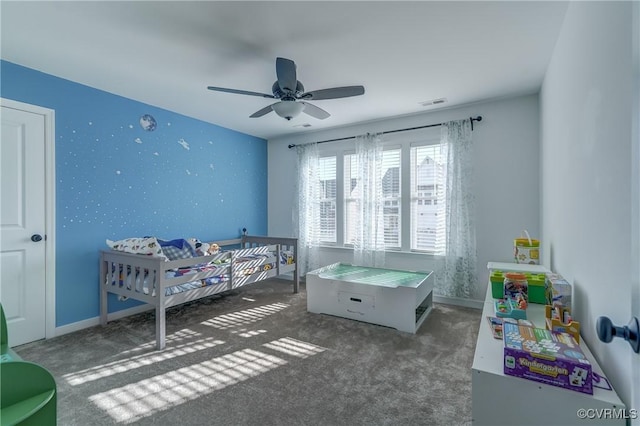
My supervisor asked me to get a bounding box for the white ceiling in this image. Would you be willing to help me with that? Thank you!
[1,1,568,140]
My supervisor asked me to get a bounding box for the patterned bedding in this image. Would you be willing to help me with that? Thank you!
[111,263,226,297]
[112,249,294,297]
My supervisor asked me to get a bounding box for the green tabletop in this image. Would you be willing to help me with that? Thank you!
[317,263,430,288]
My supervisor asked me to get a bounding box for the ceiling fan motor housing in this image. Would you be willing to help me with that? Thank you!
[272,81,305,98]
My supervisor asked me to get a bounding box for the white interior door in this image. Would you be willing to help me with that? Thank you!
[1,104,47,346]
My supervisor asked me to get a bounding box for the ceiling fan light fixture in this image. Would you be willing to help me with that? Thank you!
[271,101,305,120]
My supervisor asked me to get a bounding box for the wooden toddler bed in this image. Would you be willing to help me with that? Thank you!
[100,235,298,349]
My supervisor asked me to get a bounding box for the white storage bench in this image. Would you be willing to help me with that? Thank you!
[306,263,434,333]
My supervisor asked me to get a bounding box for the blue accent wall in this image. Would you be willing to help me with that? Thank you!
[1,60,268,327]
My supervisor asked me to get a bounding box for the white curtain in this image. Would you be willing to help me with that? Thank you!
[353,133,386,267]
[295,143,321,275]
[436,119,477,298]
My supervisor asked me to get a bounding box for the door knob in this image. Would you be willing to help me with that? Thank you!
[31,234,43,242]
[596,316,640,353]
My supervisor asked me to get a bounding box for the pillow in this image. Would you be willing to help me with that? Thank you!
[186,238,216,257]
[157,238,197,261]
[106,237,167,260]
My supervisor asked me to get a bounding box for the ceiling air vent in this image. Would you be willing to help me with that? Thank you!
[419,98,447,107]
[293,123,312,128]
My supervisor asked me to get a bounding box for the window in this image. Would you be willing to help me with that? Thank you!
[343,154,358,245]
[410,144,447,253]
[314,132,446,254]
[381,149,401,247]
[344,149,401,248]
[318,156,337,243]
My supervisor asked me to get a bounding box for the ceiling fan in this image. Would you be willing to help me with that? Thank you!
[207,57,365,121]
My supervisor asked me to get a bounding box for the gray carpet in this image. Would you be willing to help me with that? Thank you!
[14,278,481,426]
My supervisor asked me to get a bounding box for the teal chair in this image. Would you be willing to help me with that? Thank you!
[0,304,57,426]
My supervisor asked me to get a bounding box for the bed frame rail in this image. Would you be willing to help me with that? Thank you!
[239,235,299,293]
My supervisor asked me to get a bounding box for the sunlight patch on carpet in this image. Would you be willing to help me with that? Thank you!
[64,334,226,386]
[117,328,204,356]
[89,348,287,423]
[200,302,289,330]
[237,329,267,338]
[262,337,327,359]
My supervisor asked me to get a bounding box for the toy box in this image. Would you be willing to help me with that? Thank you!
[503,322,592,394]
[494,297,527,320]
[514,233,540,265]
[490,270,546,303]
[527,274,546,304]
[490,270,505,298]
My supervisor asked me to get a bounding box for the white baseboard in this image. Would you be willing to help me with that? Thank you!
[54,304,154,337]
[433,294,483,310]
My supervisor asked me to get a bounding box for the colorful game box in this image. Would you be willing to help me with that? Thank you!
[503,322,592,394]
[486,316,504,339]
[487,317,536,339]
[545,273,572,310]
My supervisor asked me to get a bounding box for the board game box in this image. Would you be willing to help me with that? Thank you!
[486,316,536,339]
[503,321,592,394]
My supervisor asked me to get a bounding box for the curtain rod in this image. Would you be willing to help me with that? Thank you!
[287,115,482,149]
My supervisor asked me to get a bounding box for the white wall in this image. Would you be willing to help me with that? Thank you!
[268,94,540,301]
[540,1,635,411]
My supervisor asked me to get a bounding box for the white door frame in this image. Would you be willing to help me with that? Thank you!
[1,97,56,340]
[631,1,640,419]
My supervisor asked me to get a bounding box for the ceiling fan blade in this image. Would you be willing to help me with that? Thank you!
[300,85,365,100]
[300,102,330,120]
[208,86,275,99]
[249,103,278,118]
[276,57,297,93]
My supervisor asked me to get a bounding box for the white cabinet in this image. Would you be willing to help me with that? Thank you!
[472,284,626,425]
